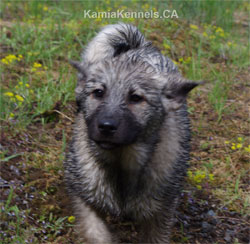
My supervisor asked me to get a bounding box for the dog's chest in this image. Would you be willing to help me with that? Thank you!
[90,162,149,218]
[81,144,154,217]
[112,166,145,201]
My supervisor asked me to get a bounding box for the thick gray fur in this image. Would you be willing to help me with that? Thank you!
[64,23,198,243]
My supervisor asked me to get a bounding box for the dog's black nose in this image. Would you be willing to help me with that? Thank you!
[98,119,118,135]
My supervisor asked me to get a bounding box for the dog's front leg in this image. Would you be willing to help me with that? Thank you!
[139,213,174,244]
[139,199,178,244]
[73,196,114,244]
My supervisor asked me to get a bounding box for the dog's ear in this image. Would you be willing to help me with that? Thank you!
[69,60,83,72]
[162,76,200,111]
[69,60,87,95]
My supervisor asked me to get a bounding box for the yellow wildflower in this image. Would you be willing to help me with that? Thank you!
[142,3,150,10]
[193,172,206,183]
[1,54,23,63]
[94,17,102,23]
[163,43,171,50]
[197,185,202,190]
[17,54,23,61]
[236,144,242,149]
[231,145,236,150]
[208,174,214,181]
[1,58,9,64]
[68,216,76,223]
[203,32,208,37]
[33,62,42,68]
[5,55,17,63]
[190,24,198,30]
[184,57,191,64]
[244,146,250,153]
[25,84,30,88]
[15,95,24,102]
[187,170,193,177]
[225,141,230,144]
[219,32,225,38]
[216,27,224,33]
[7,55,15,60]
[10,113,15,118]
[173,60,178,65]
[237,137,243,142]
[18,81,23,86]
[43,6,48,11]
[4,92,14,97]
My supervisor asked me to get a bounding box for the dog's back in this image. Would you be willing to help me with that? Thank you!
[79,23,178,74]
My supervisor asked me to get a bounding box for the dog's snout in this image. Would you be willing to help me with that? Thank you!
[98,119,118,135]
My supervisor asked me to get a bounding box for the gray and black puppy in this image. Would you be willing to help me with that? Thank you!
[64,23,198,243]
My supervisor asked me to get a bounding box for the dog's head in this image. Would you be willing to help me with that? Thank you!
[70,56,198,150]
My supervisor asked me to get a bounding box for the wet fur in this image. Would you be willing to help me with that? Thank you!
[64,23,198,243]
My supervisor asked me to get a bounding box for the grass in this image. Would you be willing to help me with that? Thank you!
[1,186,72,243]
[1,1,248,126]
[0,0,249,243]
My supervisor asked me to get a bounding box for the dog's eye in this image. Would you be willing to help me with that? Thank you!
[129,94,144,103]
[92,89,104,98]
[166,94,174,99]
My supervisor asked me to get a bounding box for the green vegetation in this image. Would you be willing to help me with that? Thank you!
[0,1,249,243]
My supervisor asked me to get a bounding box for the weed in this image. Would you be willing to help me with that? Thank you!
[0,187,35,243]
[187,169,214,190]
